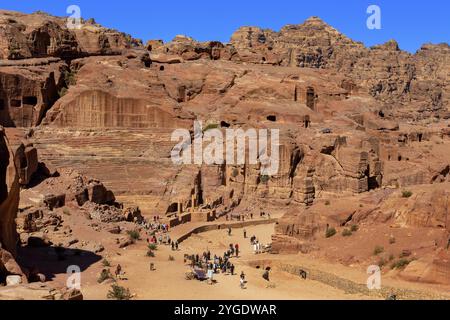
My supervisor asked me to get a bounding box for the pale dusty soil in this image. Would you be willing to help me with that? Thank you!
[42,222,449,300]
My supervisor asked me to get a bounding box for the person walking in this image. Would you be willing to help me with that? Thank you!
[230,264,235,276]
[235,244,239,257]
[243,229,247,239]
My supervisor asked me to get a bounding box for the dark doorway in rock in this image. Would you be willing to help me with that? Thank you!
[0,99,4,110]
[418,133,423,142]
[378,110,385,118]
[159,65,165,71]
[398,155,402,161]
[166,202,179,214]
[267,115,277,122]
[23,96,38,106]
[304,115,311,128]
[368,176,380,190]
[220,121,231,128]
[10,99,21,108]
[306,87,315,110]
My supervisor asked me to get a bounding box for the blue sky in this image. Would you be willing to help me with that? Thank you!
[1,0,449,53]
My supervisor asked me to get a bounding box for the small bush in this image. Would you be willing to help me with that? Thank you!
[391,258,411,270]
[260,175,270,183]
[389,236,396,244]
[325,200,331,206]
[127,230,140,242]
[326,227,337,238]
[107,284,132,300]
[98,269,113,284]
[58,87,68,97]
[203,123,219,132]
[378,258,387,268]
[342,229,352,237]
[147,250,155,257]
[63,208,71,216]
[102,259,111,267]
[402,190,413,198]
[373,246,385,256]
[350,225,359,232]
[231,168,239,177]
[389,254,395,261]
[168,255,175,261]
[148,243,158,251]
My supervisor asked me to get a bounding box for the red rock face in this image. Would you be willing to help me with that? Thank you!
[0,126,19,255]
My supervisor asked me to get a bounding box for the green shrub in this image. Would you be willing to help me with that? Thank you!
[350,225,359,232]
[147,250,155,257]
[325,200,331,206]
[373,246,385,256]
[402,190,413,198]
[58,87,68,97]
[107,284,132,300]
[391,258,411,270]
[231,168,239,177]
[102,259,111,267]
[342,229,352,237]
[168,255,175,261]
[98,269,113,284]
[148,243,158,251]
[63,208,71,216]
[260,175,270,183]
[127,230,140,242]
[203,123,219,132]
[389,236,396,244]
[378,258,387,268]
[326,227,337,238]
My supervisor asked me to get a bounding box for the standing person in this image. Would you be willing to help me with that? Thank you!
[228,227,232,236]
[243,229,247,239]
[240,272,246,289]
[175,241,179,251]
[115,264,122,279]
[235,244,239,257]
[230,264,235,276]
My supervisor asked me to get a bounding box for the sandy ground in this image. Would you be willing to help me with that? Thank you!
[78,224,372,300]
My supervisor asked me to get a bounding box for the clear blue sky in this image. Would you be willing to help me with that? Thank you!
[1,0,449,53]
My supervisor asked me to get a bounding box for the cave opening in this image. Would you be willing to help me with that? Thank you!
[0,99,4,110]
[159,65,165,71]
[10,99,21,108]
[368,176,380,190]
[23,96,38,106]
[304,115,311,128]
[418,133,423,142]
[220,121,231,128]
[306,87,315,110]
[166,202,179,214]
[267,115,277,122]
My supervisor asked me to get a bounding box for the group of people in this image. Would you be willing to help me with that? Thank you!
[186,242,242,281]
